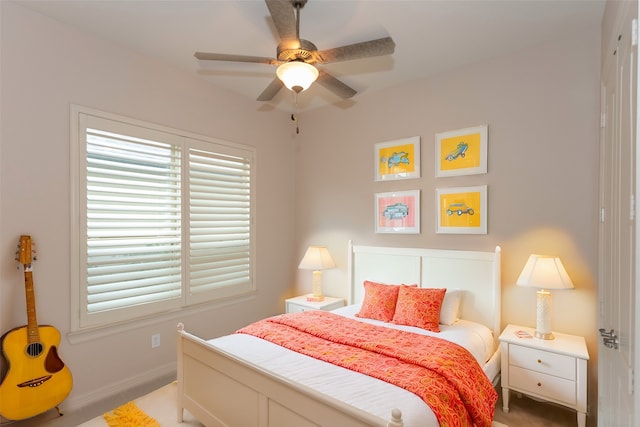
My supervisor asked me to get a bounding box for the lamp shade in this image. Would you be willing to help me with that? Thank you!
[276,61,319,93]
[298,246,335,270]
[516,254,574,290]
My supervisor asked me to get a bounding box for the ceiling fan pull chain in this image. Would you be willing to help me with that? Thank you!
[291,93,300,134]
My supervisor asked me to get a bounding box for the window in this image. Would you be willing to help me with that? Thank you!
[70,106,255,331]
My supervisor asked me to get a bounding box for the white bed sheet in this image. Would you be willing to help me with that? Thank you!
[206,306,499,427]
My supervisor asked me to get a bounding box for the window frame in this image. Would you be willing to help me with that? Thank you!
[70,105,256,335]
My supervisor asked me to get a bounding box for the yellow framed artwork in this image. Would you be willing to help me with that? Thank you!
[436,185,487,234]
[375,190,420,234]
[375,136,420,181]
[435,125,487,177]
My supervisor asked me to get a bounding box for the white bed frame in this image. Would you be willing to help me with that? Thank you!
[177,243,501,427]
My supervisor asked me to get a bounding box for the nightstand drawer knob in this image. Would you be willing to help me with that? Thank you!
[537,359,542,364]
[537,382,542,387]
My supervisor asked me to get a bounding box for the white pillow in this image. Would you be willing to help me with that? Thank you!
[439,289,462,325]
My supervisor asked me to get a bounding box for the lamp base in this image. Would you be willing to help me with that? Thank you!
[534,330,555,340]
[310,270,324,302]
[535,289,554,340]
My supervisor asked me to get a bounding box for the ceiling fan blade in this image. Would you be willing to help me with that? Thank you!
[257,78,284,101]
[265,0,297,41]
[194,52,278,65]
[317,37,396,63]
[316,69,357,99]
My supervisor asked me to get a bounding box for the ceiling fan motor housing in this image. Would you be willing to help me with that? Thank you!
[277,39,320,63]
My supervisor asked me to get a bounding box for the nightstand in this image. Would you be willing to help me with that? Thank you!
[499,324,589,427]
[285,295,345,313]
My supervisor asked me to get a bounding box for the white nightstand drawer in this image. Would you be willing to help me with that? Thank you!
[285,296,345,314]
[509,365,576,405]
[509,344,576,381]
[286,302,309,313]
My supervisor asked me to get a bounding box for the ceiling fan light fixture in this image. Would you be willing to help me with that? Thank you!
[276,61,319,93]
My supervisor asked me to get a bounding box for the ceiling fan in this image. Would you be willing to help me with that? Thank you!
[194,0,396,102]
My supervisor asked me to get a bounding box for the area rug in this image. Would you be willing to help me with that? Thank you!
[103,401,160,427]
[81,380,508,427]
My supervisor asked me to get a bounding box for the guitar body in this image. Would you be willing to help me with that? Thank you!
[0,325,73,420]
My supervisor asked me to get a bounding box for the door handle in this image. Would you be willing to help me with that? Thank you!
[599,328,620,349]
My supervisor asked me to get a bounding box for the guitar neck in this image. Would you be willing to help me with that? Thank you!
[23,267,40,344]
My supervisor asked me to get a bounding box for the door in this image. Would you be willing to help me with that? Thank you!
[599,1,637,425]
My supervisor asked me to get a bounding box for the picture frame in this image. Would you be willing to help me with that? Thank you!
[375,190,420,234]
[374,136,421,181]
[436,185,487,234]
[435,125,487,177]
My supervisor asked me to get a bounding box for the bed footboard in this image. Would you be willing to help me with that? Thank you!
[177,323,403,427]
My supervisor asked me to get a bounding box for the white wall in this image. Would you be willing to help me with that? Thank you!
[293,27,601,424]
[0,1,297,410]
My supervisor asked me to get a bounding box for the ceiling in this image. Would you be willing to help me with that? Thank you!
[16,0,605,112]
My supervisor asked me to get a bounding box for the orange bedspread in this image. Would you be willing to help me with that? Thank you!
[237,310,497,427]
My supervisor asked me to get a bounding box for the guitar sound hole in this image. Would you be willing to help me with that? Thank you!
[26,342,43,357]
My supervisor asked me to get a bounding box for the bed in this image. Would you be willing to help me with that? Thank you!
[176,242,502,427]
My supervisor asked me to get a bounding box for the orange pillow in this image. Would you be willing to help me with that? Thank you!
[391,286,446,332]
[355,281,401,322]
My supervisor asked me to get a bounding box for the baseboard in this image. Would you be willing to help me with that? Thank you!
[61,362,176,413]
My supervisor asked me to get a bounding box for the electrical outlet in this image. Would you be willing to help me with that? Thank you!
[151,333,160,348]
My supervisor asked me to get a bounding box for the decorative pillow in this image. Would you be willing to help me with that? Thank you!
[391,286,446,332]
[355,281,401,322]
[440,289,463,325]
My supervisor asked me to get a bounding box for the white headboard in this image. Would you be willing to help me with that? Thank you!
[347,242,501,344]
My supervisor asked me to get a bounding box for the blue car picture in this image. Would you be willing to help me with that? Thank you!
[446,203,474,216]
[445,142,468,161]
[383,203,409,220]
[386,151,410,168]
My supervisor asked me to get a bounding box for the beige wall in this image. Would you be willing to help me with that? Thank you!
[0,2,296,409]
[293,28,601,422]
[1,0,601,423]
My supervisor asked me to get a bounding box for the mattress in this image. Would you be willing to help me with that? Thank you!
[206,305,499,427]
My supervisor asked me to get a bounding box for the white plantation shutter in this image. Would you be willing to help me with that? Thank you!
[188,148,252,302]
[85,127,183,315]
[73,108,255,330]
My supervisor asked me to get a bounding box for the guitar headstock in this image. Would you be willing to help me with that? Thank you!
[15,235,36,266]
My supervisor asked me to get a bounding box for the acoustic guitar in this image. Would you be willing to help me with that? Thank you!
[0,235,73,420]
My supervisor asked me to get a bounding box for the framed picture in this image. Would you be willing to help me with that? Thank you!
[435,125,487,177]
[436,185,487,234]
[375,190,420,234]
[374,136,420,181]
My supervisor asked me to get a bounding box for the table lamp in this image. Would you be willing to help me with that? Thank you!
[298,246,335,302]
[516,254,574,340]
